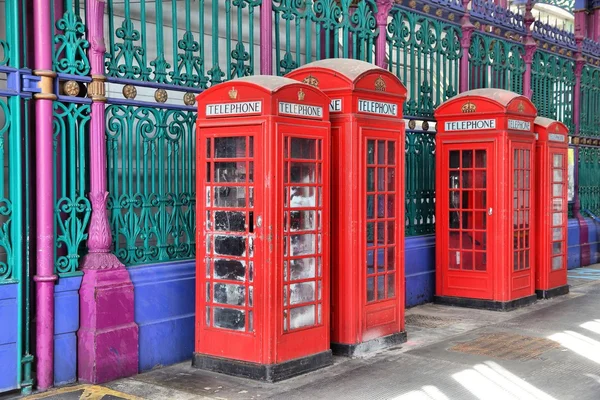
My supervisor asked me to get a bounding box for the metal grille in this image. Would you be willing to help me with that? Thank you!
[450,333,560,361]
[405,314,457,328]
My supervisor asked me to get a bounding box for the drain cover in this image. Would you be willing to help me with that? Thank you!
[405,314,457,328]
[449,333,560,361]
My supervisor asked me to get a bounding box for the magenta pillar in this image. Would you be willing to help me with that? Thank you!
[33,0,57,390]
[78,0,139,384]
[459,0,473,93]
[522,0,536,99]
[260,1,273,74]
[375,0,394,69]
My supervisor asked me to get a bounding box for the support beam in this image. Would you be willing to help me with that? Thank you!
[375,0,394,69]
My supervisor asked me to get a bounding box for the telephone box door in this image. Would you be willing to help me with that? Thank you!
[548,148,568,288]
[441,143,494,300]
[198,126,263,362]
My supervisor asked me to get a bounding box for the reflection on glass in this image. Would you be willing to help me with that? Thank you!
[552,256,563,270]
[378,168,385,191]
[289,210,316,231]
[387,274,395,298]
[290,162,316,183]
[290,234,315,256]
[553,183,563,197]
[378,194,385,218]
[388,141,395,165]
[214,187,246,207]
[367,250,374,274]
[553,228,562,240]
[290,282,315,305]
[378,141,385,164]
[366,222,374,244]
[377,276,385,300]
[462,150,473,168]
[475,150,486,167]
[215,137,246,158]
[553,198,563,212]
[290,138,316,159]
[213,283,245,306]
[206,138,212,158]
[553,212,562,225]
[553,154,563,167]
[214,211,246,232]
[387,247,395,270]
[290,305,315,329]
[214,307,245,331]
[214,235,246,256]
[367,168,375,191]
[388,168,395,191]
[290,187,316,207]
[290,258,316,280]
[449,150,460,168]
[387,221,395,244]
[367,140,375,164]
[214,162,248,182]
[449,171,459,188]
[462,171,472,188]
[367,277,375,301]
[387,195,395,218]
[553,242,562,255]
[214,259,246,281]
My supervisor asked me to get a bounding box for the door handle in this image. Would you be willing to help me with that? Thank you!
[488,208,493,216]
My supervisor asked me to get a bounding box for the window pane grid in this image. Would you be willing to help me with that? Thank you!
[366,139,397,304]
[513,149,531,272]
[448,149,488,272]
[205,136,255,333]
[551,153,566,271]
[283,137,323,332]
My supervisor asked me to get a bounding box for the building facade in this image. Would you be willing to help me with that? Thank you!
[1,0,600,394]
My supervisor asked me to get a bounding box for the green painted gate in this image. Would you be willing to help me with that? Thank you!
[0,0,33,394]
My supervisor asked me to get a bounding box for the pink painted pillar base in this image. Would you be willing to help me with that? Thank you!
[78,253,138,384]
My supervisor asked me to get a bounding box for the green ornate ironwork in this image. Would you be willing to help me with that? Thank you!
[105,0,261,87]
[52,102,92,276]
[106,105,196,266]
[405,131,436,236]
[531,51,575,132]
[272,0,378,76]
[468,32,524,94]
[580,65,600,138]
[387,8,461,118]
[53,7,90,76]
[579,146,600,217]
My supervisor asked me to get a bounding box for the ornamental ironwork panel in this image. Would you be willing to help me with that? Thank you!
[468,32,524,94]
[272,0,378,76]
[386,8,461,118]
[51,1,92,276]
[581,66,600,138]
[405,130,436,236]
[532,20,576,51]
[579,146,600,217]
[531,51,575,133]
[470,0,524,33]
[106,104,196,266]
[104,0,261,88]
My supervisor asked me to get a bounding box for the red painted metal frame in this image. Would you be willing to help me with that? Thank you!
[287,60,407,348]
[434,89,537,303]
[195,77,331,365]
[534,117,569,293]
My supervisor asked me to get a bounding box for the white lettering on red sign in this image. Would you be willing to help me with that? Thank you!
[548,133,566,142]
[508,119,531,131]
[357,99,398,116]
[329,99,342,112]
[444,119,496,131]
[278,102,323,118]
[206,101,262,116]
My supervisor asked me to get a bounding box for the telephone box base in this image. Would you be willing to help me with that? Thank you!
[434,294,537,312]
[192,351,333,382]
[331,331,407,357]
[536,285,570,300]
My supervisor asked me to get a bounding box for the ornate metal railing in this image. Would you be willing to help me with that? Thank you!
[51,1,92,276]
[580,65,600,138]
[272,0,378,76]
[468,32,524,93]
[405,130,436,236]
[531,50,575,133]
[471,0,524,33]
[532,20,577,51]
[386,7,461,118]
[579,146,600,217]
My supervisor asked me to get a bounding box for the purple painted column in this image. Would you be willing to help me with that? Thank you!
[260,1,273,74]
[33,0,57,390]
[77,0,139,384]
[459,0,474,93]
[522,0,536,98]
[573,9,590,266]
[375,0,394,69]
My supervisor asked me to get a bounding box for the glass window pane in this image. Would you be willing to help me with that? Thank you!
[214,211,246,232]
[290,282,316,305]
[553,169,563,183]
[367,196,375,219]
[290,163,316,183]
[378,195,385,218]
[367,249,375,274]
[214,162,247,182]
[553,212,563,225]
[290,258,316,280]
[290,305,315,329]
[377,276,385,300]
[378,168,386,191]
[462,171,472,188]
[289,210,316,231]
[450,191,460,209]
[387,274,395,298]
[553,184,563,197]
[388,141,396,166]
[450,171,459,188]
[553,242,563,255]
[462,150,473,168]
[214,187,246,207]
[552,256,563,271]
[214,308,245,331]
[387,247,395,271]
[475,252,486,271]
[290,234,316,256]
[553,154,563,167]
[290,187,316,207]
[552,198,563,212]
[367,277,375,301]
[475,150,486,168]
[378,141,385,164]
[367,140,375,164]
[449,151,460,168]
[206,138,212,158]
[388,168,395,191]
[214,259,246,281]
[553,228,563,241]
[214,235,246,256]
[214,137,246,158]
[214,283,246,306]
[475,171,486,189]
[367,168,375,192]
[387,222,395,244]
[387,195,395,218]
[290,138,317,159]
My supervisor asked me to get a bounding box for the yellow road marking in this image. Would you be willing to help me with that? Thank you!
[25,384,144,400]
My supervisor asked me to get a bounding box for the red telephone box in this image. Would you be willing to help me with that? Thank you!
[534,117,569,299]
[194,76,332,381]
[286,59,407,355]
[434,89,538,310]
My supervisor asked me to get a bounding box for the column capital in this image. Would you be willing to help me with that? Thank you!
[375,0,394,25]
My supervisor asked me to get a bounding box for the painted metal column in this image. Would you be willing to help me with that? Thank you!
[459,0,474,93]
[375,0,394,69]
[573,8,590,266]
[260,0,273,74]
[77,0,139,384]
[522,0,536,99]
[32,0,57,390]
